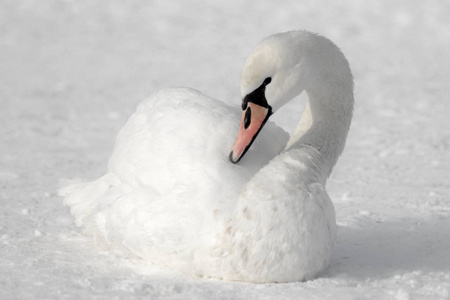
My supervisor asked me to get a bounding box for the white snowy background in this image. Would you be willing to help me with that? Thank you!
[1,0,449,299]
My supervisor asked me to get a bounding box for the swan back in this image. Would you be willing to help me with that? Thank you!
[80,88,289,264]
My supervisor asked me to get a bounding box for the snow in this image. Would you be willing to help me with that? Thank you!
[1,0,449,299]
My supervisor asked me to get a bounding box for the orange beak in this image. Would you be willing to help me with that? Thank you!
[229,102,272,163]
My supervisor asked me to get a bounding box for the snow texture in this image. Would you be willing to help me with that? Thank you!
[1,0,449,299]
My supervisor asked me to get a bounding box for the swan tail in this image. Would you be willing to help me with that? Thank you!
[58,173,122,246]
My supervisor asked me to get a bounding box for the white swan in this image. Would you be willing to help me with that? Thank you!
[59,30,354,283]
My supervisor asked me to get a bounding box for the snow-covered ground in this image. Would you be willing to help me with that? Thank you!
[1,0,450,299]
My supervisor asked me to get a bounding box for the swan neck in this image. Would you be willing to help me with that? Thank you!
[285,87,354,178]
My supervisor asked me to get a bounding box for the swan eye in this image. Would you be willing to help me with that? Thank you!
[244,107,252,129]
[263,77,272,85]
[241,99,248,110]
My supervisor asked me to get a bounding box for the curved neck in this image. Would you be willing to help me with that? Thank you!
[285,86,354,179]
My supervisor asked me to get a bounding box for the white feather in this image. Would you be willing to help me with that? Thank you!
[59,30,354,283]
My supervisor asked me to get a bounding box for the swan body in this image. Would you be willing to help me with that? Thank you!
[60,30,354,283]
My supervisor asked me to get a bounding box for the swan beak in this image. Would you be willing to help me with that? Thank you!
[229,102,272,163]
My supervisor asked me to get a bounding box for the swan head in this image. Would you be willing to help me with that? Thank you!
[229,30,353,163]
[229,31,309,163]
